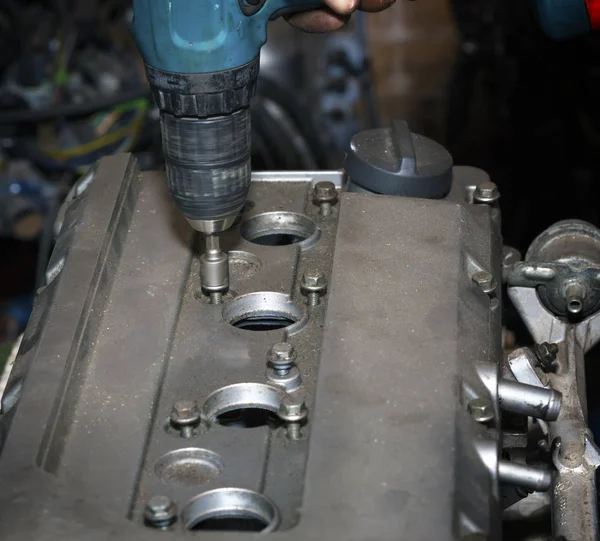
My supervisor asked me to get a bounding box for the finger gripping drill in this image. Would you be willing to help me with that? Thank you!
[132,0,322,235]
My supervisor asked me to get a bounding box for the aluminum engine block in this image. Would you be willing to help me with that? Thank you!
[0,153,535,540]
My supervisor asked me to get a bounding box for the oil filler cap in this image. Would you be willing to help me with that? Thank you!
[345,120,453,198]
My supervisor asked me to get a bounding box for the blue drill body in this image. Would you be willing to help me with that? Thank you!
[133,0,320,74]
[132,0,321,235]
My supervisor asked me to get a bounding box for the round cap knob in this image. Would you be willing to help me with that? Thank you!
[345,120,453,198]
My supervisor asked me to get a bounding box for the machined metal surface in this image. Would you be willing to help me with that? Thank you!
[0,156,505,540]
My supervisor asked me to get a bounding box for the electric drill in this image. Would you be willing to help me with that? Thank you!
[132,0,321,234]
[132,0,321,301]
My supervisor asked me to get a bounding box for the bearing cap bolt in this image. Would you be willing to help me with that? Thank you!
[468,398,494,424]
[268,342,296,376]
[472,271,497,296]
[277,396,308,441]
[473,180,500,204]
[533,342,559,372]
[170,400,201,439]
[144,495,177,529]
[313,181,338,217]
[301,269,328,307]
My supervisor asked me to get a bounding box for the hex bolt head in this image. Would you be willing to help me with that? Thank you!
[278,396,308,422]
[313,182,338,203]
[468,398,494,423]
[278,396,308,441]
[473,181,500,204]
[301,269,327,306]
[268,342,296,376]
[170,400,201,438]
[472,271,497,295]
[144,495,177,528]
[533,342,559,372]
[301,269,327,291]
[313,181,338,216]
[171,400,201,426]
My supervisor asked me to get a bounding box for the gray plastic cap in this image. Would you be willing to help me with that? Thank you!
[345,120,453,198]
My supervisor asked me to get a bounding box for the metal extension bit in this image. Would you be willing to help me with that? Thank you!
[200,234,229,305]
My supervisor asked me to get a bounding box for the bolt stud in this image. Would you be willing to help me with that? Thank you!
[313,181,338,217]
[301,269,327,307]
[277,396,308,441]
[473,180,500,204]
[468,398,494,423]
[472,271,497,295]
[170,400,201,439]
[533,342,559,372]
[268,343,296,376]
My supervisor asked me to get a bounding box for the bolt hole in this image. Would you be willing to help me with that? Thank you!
[240,212,320,250]
[202,383,286,427]
[190,516,269,532]
[182,488,279,532]
[223,292,306,333]
[216,407,283,429]
[233,315,297,332]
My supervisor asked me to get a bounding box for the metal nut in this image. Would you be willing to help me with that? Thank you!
[468,398,494,423]
[301,270,327,292]
[313,181,338,204]
[268,343,296,375]
[144,495,177,527]
[533,342,558,372]
[170,400,201,426]
[278,396,308,423]
[473,181,499,204]
[472,271,497,295]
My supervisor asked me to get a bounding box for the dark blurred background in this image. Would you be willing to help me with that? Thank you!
[1,0,600,356]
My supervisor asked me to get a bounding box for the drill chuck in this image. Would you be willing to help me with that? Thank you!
[161,110,251,234]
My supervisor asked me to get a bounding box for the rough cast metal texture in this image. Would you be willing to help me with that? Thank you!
[509,286,600,541]
[0,155,502,540]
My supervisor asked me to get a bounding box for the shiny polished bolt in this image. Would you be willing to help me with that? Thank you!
[268,343,296,376]
[468,398,494,423]
[144,495,177,529]
[278,396,308,441]
[200,234,229,305]
[473,180,500,204]
[301,269,327,307]
[170,400,201,439]
[313,181,338,217]
[533,342,559,372]
[472,271,497,295]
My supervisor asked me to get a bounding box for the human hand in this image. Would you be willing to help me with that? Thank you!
[286,0,397,32]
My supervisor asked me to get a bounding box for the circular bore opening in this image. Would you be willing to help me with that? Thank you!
[240,212,320,250]
[183,488,279,532]
[223,292,306,333]
[216,407,282,429]
[203,383,286,427]
[154,448,223,486]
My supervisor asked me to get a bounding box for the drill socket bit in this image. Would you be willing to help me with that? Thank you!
[200,234,229,299]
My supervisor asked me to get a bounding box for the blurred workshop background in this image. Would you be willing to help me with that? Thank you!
[0,0,599,365]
